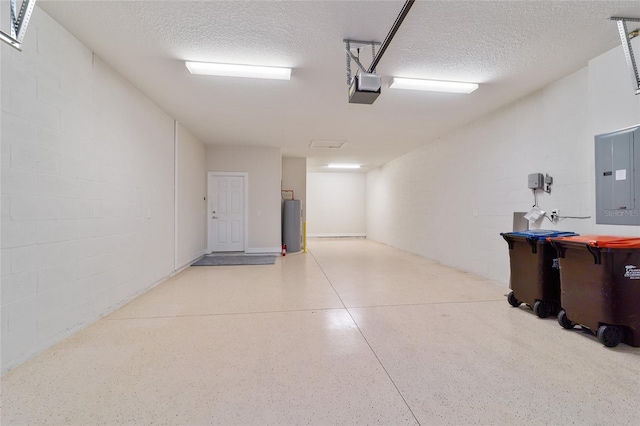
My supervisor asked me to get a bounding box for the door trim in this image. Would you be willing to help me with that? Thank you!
[207,172,249,253]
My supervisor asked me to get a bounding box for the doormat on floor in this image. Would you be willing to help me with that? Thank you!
[191,255,277,266]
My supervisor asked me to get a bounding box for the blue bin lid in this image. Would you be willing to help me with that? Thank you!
[502,229,578,241]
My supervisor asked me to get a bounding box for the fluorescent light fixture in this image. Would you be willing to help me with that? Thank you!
[389,77,478,94]
[185,61,292,80]
[327,163,361,169]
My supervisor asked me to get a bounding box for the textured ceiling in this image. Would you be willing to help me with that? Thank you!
[39,1,640,172]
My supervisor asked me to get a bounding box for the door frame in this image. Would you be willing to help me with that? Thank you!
[207,171,249,253]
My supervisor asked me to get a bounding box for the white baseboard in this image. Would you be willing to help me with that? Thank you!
[176,249,206,270]
[307,233,366,238]
[245,247,282,254]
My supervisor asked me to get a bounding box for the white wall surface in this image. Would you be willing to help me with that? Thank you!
[282,157,307,222]
[0,7,189,373]
[589,46,640,136]
[176,123,206,268]
[206,145,282,252]
[367,44,640,286]
[307,172,366,237]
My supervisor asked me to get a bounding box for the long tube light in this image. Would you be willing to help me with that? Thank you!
[389,77,478,94]
[327,164,361,169]
[185,61,292,80]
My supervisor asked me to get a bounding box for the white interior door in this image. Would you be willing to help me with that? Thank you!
[209,174,245,252]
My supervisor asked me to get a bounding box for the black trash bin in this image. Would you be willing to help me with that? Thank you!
[549,235,640,348]
[501,230,577,318]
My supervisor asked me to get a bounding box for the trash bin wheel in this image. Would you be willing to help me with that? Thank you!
[597,325,623,348]
[533,300,552,318]
[557,310,574,329]
[507,291,521,307]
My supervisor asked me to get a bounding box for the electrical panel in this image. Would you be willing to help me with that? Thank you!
[528,173,544,190]
[595,125,640,225]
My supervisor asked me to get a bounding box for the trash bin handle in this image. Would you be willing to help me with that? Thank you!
[526,236,538,254]
[502,234,514,250]
[586,244,602,265]
[549,239,565,258]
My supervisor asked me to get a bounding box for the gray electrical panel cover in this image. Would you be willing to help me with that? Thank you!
[595,125,640,225]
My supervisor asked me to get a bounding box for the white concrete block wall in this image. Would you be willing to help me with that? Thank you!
[175,123,206,269]
[1,8,178,373]
[367,45,640,285]
[307,172,366,237]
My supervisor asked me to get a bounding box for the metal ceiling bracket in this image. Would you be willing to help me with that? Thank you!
[611,17,640,95]
[345,48,368,73]
[343,0,415,87]
[343,39,381,85]
[1,0,37,51]
[10,0,17,38]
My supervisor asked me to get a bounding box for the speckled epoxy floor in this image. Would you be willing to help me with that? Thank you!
[2,238,639,425]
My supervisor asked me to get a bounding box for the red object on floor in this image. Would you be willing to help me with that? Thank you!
[282,244,287,256]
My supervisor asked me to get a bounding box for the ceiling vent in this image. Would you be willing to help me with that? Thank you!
[310,140,346,149]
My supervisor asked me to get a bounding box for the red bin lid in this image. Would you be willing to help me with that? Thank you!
[549,234,640,248]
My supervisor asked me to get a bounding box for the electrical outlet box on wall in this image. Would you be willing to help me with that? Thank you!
[528,173,544,190]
